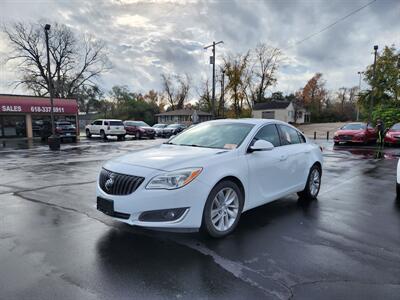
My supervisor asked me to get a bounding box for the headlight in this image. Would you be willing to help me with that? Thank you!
[146,168,203,190]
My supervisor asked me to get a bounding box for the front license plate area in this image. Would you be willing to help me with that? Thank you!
[97,197,114,216]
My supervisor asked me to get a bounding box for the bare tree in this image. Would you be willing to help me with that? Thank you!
[223,52,250,117]
[3,22,110,97]
[161,73,191,110]
[249,44,282,106]
[337,87,348,115]
[196,78,213,113]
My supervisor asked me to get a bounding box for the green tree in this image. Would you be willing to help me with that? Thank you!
[359,45,400,111]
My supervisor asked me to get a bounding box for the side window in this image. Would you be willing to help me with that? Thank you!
[278,125,301,145]
[298,132,306,143]
[94,120,102,125]
[254,124,281,147]
[103,121,109,126]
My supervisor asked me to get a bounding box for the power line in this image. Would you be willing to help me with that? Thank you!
[292,0,377,47]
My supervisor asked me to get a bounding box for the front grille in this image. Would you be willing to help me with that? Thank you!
[339,135,353,141]
[99,168,144,195]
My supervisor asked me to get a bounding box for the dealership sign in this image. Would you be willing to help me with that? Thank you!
[0,95,78,114]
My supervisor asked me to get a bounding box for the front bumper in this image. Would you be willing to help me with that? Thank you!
[334,135,366,143]
[384,136,400,144]
[96,175,211,230]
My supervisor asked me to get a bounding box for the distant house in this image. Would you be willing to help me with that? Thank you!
[155,109,212,125]
[252,101,310,124]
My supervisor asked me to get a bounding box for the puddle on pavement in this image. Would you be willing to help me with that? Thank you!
[332,144,400,160]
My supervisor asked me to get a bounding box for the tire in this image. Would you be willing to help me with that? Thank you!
[72,137,77,143]
[86,129,91,138]
[100,130,107,140]
[334,141,339,145]
[397,183,400,200]
[117,135,125,141]
[202,180,244,238]
[298,164,321,201]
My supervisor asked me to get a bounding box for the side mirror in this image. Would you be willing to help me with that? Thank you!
[249,140,274,152]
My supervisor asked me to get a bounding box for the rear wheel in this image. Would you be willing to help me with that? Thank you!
[298,164,321,201]
[117,135,125,141]
[202,180,244,238]
[397,183,400,200]
[85,129,91,138]
[100,130,107,140]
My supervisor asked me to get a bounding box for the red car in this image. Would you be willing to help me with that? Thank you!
[333,122,377,145]
[124,121,155,139]
[384,123,400,146]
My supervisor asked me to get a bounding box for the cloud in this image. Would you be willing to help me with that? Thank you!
[0,0,399,98]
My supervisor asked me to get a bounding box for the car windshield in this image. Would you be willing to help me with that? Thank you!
[153,124,166,128]
[125,121,149,127]
[110,121,124,126]
[167,122,254,149]
[341,123,366,130]
[167,124,181,128]
[391,123,400,130]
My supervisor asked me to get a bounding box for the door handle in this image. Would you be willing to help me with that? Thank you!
[280,155,288,161]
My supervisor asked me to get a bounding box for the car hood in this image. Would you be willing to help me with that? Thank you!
[141,126,154,131]
[110,144,229,171]
[335,129,366,135]
[388,129,400,134]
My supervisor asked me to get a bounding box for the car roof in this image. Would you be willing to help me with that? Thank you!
[206,118,289,126]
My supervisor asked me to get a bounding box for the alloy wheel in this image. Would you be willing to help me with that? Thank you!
[309,168,320,197]
[210,187,239,232]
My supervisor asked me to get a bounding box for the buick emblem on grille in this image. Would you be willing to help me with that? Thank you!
[105,173,115,191]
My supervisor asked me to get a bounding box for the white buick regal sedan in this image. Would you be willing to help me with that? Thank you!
[97,119,323,237]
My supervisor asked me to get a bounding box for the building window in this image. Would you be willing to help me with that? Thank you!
[0,115,26,137]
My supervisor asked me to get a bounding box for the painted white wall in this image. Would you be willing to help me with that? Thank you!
[252,102,310,124]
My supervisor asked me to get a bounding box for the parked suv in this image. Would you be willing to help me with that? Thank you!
[40,120,77,142]
[85,119,126,140]
[124,121,155,139]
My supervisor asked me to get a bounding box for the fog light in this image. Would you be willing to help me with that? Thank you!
[139,207,188,222]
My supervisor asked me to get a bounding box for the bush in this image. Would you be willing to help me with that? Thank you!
[372,105,400,127]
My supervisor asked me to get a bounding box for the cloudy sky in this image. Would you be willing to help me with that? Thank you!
[0,0,399,98]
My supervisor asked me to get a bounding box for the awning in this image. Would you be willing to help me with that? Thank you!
[0,95,78,114]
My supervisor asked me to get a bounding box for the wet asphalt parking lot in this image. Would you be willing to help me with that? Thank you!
[0,137,399,299]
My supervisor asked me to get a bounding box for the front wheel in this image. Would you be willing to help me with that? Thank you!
[86,129,91,138]
[202,180,244,238]
[298,164,321,200]
[397,183,400,200]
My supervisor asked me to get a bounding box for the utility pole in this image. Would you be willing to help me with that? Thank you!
[204,40,223,118]
[221,69,225,118]
[357,71,364,121]
[370,45,378,122]
[44,24,60,150]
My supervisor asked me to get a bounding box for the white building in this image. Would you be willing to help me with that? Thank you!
[252,101,310,124]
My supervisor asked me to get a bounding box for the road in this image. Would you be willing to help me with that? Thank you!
[0,137,399,299]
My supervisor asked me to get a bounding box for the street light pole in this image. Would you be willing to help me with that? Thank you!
[370,45,378,122]
[221,69,225,118]
[357,71,364,121]
[204,40,223,119]
[44,24,60,150]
